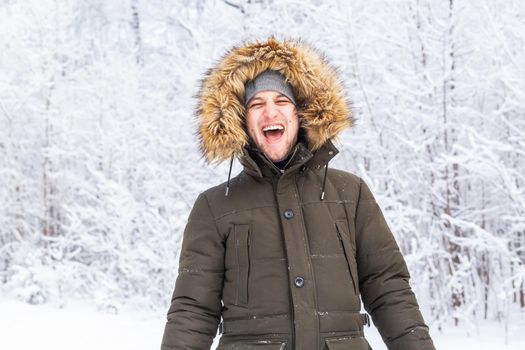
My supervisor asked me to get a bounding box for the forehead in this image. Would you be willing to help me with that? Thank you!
[251,90,288,100]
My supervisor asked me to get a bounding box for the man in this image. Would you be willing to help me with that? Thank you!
[161,38,436,350]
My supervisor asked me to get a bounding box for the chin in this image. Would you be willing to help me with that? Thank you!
[259,142,293,162]
[267,151,288,162]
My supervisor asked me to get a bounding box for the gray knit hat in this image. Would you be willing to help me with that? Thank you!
[244,70,296,106]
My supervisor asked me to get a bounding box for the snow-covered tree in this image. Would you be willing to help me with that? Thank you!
[0,0,523,332]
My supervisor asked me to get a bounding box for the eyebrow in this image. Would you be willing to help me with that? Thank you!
[249,94,289,103]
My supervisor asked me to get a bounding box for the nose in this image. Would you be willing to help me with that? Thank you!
[263,99,278,119]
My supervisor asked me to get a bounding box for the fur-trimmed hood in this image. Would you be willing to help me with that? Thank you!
[197,38,352,163]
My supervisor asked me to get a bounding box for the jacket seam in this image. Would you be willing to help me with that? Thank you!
[203,193,223,238]
[224,313,290,321]
[385,325,429,343]
[178,267,224,273]
[301,199,355,206]
[317,309,361,313]
[365,248,401,258]
[213,205,277,221]
[357,177,377,203]
[355,178,363,226]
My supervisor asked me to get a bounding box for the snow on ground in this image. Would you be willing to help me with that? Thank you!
[1,299,524,349]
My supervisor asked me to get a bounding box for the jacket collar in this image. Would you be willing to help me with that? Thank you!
[239,139,339,179]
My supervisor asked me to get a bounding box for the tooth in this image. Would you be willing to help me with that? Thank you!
[263,125,284,131]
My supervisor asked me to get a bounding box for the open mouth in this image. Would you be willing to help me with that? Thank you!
[262,124,285,142]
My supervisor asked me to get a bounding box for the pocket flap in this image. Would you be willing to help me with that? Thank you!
[325,336,369,350]
[219,340,286,350]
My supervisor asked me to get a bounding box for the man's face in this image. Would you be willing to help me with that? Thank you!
[246,90,299,162]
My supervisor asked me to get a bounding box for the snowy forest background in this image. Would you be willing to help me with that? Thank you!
[0,0,524,338]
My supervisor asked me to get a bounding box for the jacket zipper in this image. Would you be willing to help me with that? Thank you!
[270,176,296,348]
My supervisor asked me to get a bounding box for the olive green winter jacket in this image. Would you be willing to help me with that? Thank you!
[161,38,435,350]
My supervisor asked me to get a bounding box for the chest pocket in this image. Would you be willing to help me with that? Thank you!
[335,220,359,295]
[232,224,250,305]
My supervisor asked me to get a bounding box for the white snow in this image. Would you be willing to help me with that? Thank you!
[1,299,523,350]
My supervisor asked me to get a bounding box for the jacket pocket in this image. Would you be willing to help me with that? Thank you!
[335,221,359,295]
[325,336,371,350]
[233,224,250,305]
[218,339,286,350]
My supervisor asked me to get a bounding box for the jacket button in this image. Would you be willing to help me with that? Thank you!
[283,209,294,219]
[294,276,305,288]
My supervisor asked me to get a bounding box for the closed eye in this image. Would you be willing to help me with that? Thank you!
[248,102,264,109]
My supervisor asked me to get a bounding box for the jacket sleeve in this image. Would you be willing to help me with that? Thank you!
[161,193,224,350]
[355,178,435,350]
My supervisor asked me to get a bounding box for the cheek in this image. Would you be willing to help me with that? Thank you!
[246,126,258,141]
[287,115,299,134]
[246,115,258,137]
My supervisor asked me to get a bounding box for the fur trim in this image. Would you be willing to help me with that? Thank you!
[197,38,352,163]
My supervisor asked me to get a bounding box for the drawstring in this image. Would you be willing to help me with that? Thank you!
[225,156,234,196]
[320,162,329,201]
